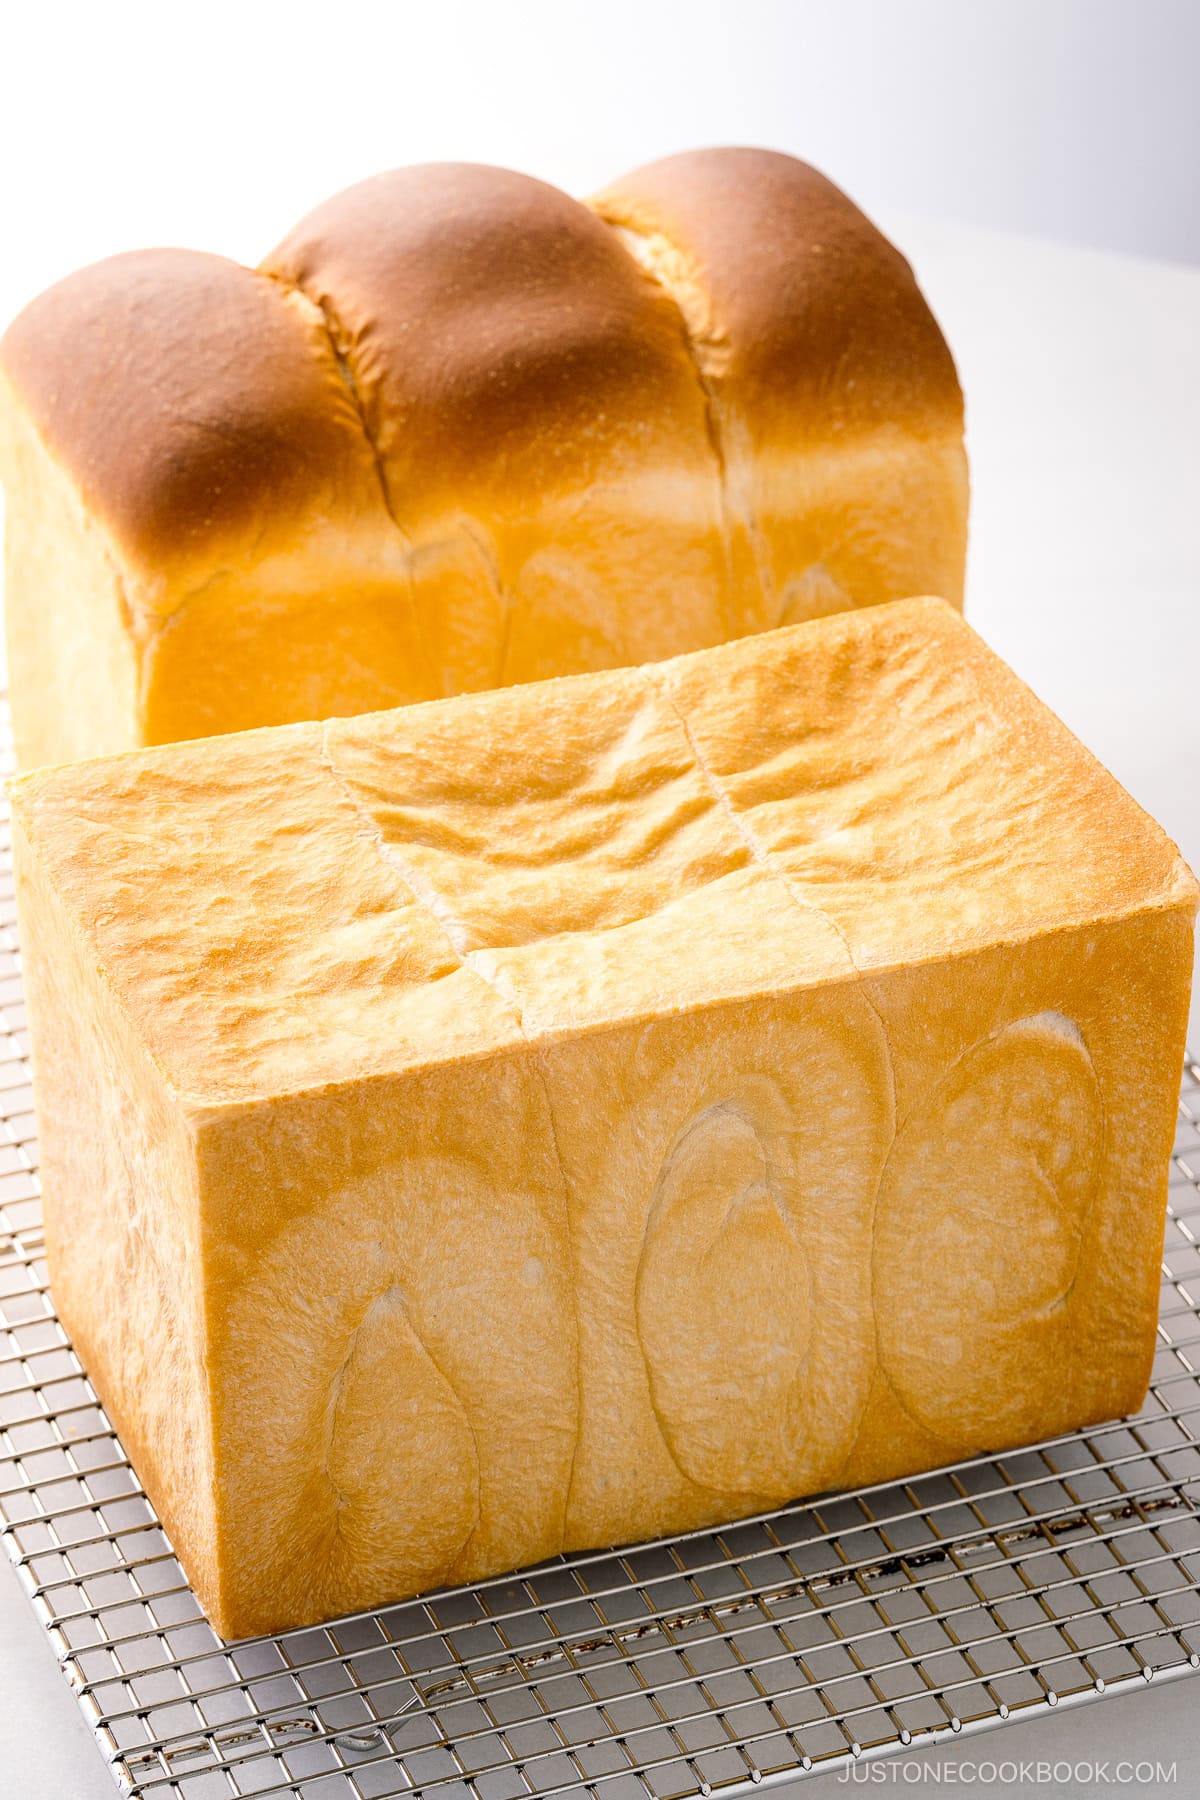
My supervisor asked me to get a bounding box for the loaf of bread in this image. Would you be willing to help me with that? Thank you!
[11,597,1194,1637]
[0,149,967,769]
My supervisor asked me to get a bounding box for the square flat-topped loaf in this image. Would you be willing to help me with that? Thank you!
[11,597,1197,1637]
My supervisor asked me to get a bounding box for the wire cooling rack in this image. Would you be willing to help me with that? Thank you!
[1,758,1199,1797]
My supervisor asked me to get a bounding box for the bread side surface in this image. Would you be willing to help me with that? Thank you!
[1,150,969,762]
[0,377,139,766]
[10,812,221,1604]
[188,899,1191,1636]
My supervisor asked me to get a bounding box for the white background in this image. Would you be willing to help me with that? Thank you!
[1,0,1199,335]
[2,4,1199,1795]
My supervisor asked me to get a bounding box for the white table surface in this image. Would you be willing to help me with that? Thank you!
[1,215,1198,1797]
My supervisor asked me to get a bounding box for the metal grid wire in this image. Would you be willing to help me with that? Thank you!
[1,732,1199,1797]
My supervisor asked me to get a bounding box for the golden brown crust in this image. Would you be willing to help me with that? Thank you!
[590,148,969,624]
[0,249,386,608]
[1,152,968,762]
[590,146,964,441]
[263,162,715,518]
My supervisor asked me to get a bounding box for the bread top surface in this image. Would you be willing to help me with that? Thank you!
[0,249,392,600]
[0,148,964,631]
[13,599,1196,1111]
[262,161,717,524]
[590,147,962,440]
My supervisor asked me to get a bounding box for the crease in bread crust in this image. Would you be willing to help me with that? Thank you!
[593,208,776,625]
[656,670,902,1486]
[656,666,901,1116]
[316,719,585,1547]
[460,518,518,691]
[259,275,439,699]
[263,275,401,544]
